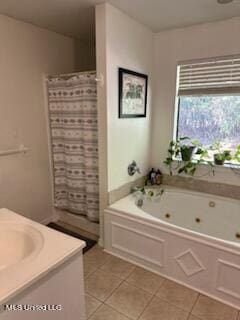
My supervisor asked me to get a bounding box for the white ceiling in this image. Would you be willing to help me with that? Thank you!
[0,0,240,43]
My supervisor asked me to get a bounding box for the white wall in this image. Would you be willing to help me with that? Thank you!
[105,4,154,191]
[96,3,154,244]
[0,15,74,222]
[74,39,96,71]
[96,4,108,245]
[152,17,240,186]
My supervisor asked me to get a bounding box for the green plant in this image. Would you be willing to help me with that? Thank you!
[164,137,189,174]
[234,145,240,160]
[164,137,213,176]
[230,145,240,175]
[211,142,232,165]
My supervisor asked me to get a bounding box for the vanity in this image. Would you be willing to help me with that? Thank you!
[0,208,86,320]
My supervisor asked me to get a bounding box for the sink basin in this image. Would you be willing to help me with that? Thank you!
[0,223,43,271]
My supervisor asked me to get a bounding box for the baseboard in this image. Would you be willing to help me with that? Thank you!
[40,213,59,225]
[58,210,99,236]
[98,237,104,247]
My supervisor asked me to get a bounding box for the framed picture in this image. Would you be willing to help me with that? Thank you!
[119,68,148,118]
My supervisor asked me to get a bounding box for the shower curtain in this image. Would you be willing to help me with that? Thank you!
[47,72,99,222]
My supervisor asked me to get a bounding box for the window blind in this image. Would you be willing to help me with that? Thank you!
[178,56,240,96]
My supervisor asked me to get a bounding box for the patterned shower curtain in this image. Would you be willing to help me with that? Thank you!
[47,73,99,222]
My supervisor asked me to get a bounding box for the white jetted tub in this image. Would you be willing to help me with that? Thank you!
[104,186,240,309]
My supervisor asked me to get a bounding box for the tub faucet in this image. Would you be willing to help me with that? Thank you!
[128,161,141,176]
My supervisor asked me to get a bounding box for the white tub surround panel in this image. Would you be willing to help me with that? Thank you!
[104,187,240,309]
[0,208,86,319]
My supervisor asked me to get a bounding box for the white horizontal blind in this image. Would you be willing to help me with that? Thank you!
[178,56,240,96]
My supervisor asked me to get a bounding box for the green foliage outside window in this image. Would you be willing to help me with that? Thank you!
[178,96,240,150]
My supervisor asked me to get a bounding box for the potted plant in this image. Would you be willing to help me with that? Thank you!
[164,137,213,176]
[212,142,232,165]
[213,152,231,165]
[233,145,240,163]
[164,137,191,175]
[166,137,196,162]
[180,144,196,161]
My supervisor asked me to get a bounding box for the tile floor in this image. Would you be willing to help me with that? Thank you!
[84,245,240,320]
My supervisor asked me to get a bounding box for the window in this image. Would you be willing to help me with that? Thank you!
[175,56,240,154]
[177,95,240,151]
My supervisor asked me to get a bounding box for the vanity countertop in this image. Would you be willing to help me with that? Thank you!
[0,208,85,304]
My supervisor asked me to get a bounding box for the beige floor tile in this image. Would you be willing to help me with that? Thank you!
[100,256,135,279]
[192,295,238,320]
[83,260,98,278]
[84,245,111,268]
[85,270,122,302]
[156,279,199,312]
[105,281,152,320]
[139,296,189,320]
[85,294,102,319]
[90,304,130,320]
[126,266,165,294]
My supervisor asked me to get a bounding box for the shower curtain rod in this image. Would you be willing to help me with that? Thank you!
[47,70,96,79]
[45,70,104,87]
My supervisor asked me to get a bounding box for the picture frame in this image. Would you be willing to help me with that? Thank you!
[118,68,148,118]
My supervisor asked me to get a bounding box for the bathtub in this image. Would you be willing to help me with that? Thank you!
[104,186,240,309]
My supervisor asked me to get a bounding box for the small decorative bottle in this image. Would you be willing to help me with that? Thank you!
[155,169,162,185]
[150,168,156,185]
